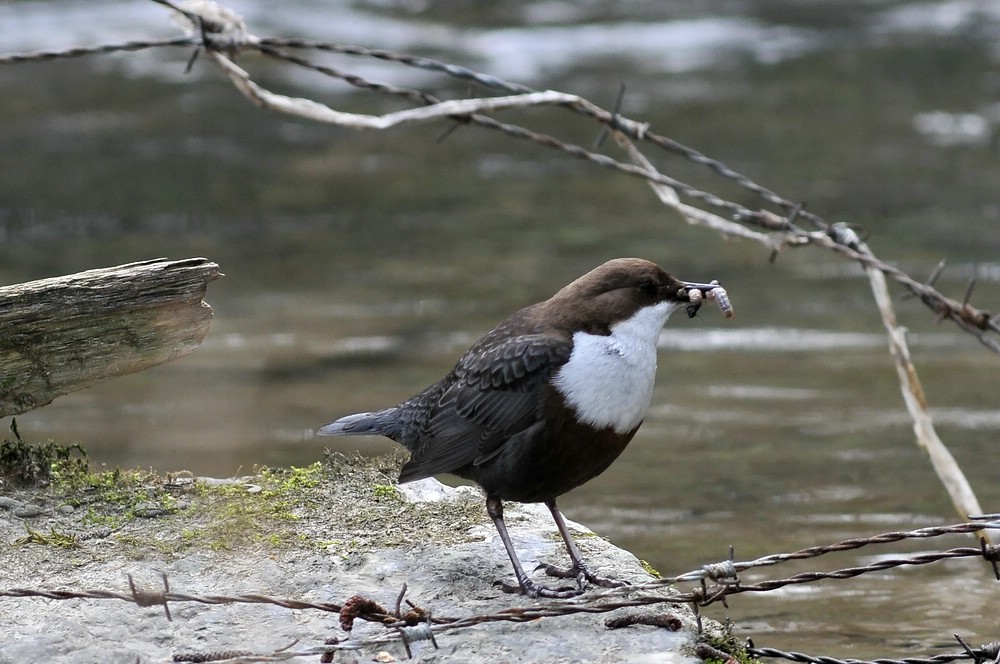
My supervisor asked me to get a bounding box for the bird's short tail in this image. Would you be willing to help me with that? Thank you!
[317,409,396,437]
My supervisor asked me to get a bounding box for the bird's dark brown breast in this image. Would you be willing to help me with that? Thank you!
[456,386,639,503]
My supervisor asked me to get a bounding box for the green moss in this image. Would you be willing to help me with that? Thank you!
[639,559,662,578]
[546,529,603,543]
[80,507,122,530]
[165,472,313,551]
[14,525,78,548]
[258,462,323,491]
[372,484,401,501]
[4,448,486,557]
[696,622,760,664]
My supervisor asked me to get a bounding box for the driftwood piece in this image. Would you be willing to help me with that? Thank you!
[0,257,223,417]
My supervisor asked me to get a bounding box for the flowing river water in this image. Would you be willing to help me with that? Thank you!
[2,0,999,656]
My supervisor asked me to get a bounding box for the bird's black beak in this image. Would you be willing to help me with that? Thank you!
[680,280,724,319]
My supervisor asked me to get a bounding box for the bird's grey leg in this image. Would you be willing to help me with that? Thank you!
[486,496,582,599]
[538,498,628,591]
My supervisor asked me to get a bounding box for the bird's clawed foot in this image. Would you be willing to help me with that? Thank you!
[494,577,583,599]
[537,560,629,591]
[493,561,628,598]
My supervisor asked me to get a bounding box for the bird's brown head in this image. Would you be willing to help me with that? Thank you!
[545,258,709,334]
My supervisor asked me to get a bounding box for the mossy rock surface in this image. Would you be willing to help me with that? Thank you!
[0,443,726,663]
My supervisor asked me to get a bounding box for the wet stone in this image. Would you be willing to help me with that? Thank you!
[133,502,171,518]
[12,504,45,518]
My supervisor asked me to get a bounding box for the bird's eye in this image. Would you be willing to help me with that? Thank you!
[637,279,658,295]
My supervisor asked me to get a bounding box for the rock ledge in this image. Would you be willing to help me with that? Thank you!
[0,453,703,663]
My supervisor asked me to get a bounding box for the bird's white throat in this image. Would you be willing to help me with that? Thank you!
[552,300,682,434]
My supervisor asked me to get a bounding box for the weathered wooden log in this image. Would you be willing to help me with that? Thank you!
[0,257,223,417]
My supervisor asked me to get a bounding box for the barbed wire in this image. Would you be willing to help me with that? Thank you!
[745,635,1000,664]
[182,0,1000,353]
[247,33,809,232]
[253,35,806,226]
[675,520,1000,582]
[247,38,767,224]
[256,35,813,228]
[3,519,997,658]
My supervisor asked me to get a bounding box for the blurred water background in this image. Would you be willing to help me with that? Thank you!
[2,0,999,655]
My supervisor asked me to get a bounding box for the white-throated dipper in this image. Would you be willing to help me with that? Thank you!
[318,258,732,598]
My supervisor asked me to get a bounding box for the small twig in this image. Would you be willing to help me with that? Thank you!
[609,129,784,248]
[862,241,990,543]
[695,641,740,664]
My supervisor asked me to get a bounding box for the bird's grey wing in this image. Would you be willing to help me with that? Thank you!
[397,333,571,482]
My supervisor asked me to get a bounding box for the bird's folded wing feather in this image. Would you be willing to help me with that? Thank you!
[398,333,572,482]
